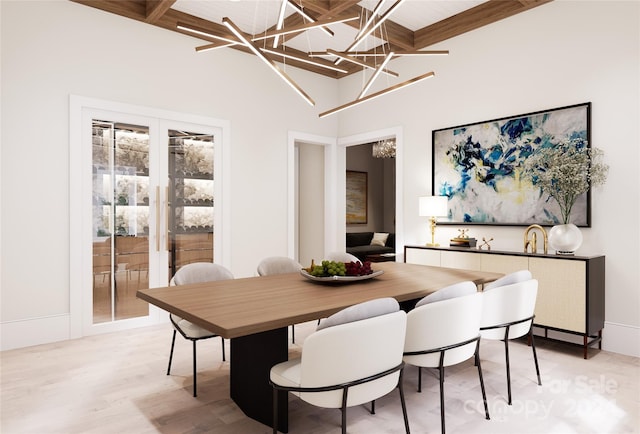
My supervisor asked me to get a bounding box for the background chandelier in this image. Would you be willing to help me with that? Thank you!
[180,0,448,117]
[373,139,396,158]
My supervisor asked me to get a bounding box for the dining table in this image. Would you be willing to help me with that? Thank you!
[137,261,502,432]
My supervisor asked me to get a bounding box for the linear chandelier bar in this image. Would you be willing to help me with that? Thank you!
[272,0,288,48]
[177,23,239,45]
[336,0,405,65]
[356,0,387,40]
[358,52,394,99]
[324,49,399,77]
[335,50,450,57]
[319,71,434,118]
[287,0,334,38]
[260,48,349,74]
[222,17,316,106]
[252,14,360,42]
[195,42,237,52]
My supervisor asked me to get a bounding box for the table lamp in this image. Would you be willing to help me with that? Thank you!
[419,196,448,246]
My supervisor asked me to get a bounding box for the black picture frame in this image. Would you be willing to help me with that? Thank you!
[432,102,592,227]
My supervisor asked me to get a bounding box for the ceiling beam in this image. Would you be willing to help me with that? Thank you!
[145,0,175,23]
[413,0,553,48]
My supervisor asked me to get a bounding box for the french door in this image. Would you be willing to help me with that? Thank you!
[71,97,228,336]
[91,119,216,324]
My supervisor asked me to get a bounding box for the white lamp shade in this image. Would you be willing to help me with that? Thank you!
[419,196,448,217]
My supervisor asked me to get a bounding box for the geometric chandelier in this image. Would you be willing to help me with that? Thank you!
[373,138,397,158]
[177,0,448,118]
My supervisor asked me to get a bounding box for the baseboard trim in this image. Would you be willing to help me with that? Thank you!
[602,321,640,357]
[1,314,70,351]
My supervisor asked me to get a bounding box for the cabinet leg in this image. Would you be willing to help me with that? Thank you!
[598,330,602,350]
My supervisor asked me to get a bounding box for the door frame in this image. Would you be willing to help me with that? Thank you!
[69,95,231,338]
[287,126,403,260]
[288,131,336,259]
[338,126,404,257]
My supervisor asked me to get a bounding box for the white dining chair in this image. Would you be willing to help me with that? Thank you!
[270,298,410,434]
[257,256,303,343]
[483,269,532,291]
[414,280,478,307]
[403,291,489,434]
[167,262,234,397]
[325,251,362,264]
[480,272,541,404]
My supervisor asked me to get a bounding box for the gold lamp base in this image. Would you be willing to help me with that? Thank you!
[426,217,439,247]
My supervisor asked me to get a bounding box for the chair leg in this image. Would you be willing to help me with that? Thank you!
[221,337,226,362]
[272,387,279,434]
[398,369,411,434]
[417,367,422,393]
[370,400,376,414]
[530,329,542,386]
[475,344,490,420]
[504,338,512,405]
[341,407,347,434]
[192,340,198,397]
[341,388,349,434]
[438,364,446,434]
[167,330,177,375]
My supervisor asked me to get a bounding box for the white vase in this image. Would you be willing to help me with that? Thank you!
[548,223,583,255]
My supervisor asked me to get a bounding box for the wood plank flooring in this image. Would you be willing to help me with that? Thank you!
[1,321,638,433]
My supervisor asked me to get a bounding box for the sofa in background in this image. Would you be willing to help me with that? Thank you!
[346,232,395,261]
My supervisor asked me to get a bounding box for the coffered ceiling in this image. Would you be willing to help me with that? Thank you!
[72,0,552,78]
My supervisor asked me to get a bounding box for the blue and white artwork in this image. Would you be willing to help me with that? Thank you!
[432,103,590,226]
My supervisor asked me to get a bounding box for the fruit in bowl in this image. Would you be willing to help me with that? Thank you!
[305,259,373,277]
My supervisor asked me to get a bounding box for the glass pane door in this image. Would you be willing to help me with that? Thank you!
[92,121,150,323]
[168,130,214,277]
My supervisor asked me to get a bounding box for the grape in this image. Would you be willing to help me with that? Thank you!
[311,260,348,277]
[345,260,373,276]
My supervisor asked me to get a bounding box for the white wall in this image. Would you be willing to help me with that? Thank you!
[335,0,640,357]
[0,1,338,345]
[297,142,325,267]
[1,1,638,357]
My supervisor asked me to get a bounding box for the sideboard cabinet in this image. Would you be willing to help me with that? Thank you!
[404,245,605,358]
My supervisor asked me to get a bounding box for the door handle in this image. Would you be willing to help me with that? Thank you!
[155,186,160,252]
[166,186,171,252]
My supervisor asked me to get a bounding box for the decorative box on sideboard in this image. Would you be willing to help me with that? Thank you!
[404,245,605,359]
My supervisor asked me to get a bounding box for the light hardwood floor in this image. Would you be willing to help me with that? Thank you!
[1,321,638,434]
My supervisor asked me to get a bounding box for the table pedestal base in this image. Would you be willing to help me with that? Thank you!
[231,327,289,432]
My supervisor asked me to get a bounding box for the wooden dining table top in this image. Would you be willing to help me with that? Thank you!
[137,261,502,339]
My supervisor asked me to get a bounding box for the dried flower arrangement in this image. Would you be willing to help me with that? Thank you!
[523,138,608,224]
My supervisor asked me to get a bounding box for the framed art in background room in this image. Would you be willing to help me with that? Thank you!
[346,170,367,224]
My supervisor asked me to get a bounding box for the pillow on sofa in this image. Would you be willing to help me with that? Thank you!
[370,232,389,246]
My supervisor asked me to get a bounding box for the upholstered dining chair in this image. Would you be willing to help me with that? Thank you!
[257,256,303,343]
[403,290,489,434]
[167,262,234,397]
[414,280,478,307]
[269,298,410,434]
[483,269,532,291]
[479,271,541,405]
[325,251,362,264]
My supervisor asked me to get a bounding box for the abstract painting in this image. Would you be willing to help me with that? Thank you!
[346,170,367,224]
[432,102,591,226]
